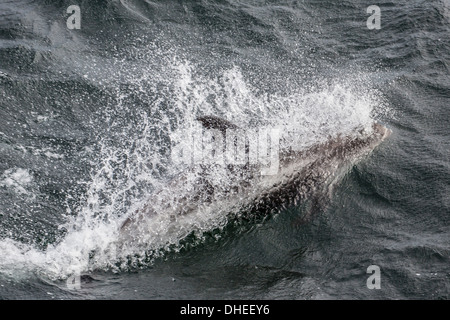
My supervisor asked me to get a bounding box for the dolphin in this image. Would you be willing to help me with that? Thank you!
[118,116,391,244]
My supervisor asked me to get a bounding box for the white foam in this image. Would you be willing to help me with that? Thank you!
[0,168,33,196]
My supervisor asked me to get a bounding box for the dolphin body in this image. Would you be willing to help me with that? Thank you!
[119,116,391,245]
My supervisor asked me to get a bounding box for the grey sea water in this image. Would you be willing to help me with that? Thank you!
[0,0,449,299]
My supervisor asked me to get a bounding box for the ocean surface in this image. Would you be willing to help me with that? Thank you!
[0,0,449,300]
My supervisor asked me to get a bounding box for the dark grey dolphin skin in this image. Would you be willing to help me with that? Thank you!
[119,116,391,242]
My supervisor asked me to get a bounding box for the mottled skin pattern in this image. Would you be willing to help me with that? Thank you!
[120,117,391,241]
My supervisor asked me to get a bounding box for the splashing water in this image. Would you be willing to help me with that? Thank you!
[0,53,388,281]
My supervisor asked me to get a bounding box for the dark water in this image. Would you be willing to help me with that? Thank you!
[0,0,449,300]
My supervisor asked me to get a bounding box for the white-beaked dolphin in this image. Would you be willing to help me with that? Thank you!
[119,116,391,243]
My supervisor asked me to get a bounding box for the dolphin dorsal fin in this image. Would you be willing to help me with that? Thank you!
[196,115,240,133]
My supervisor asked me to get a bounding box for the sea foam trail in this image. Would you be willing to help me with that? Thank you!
[0,59,385,280]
